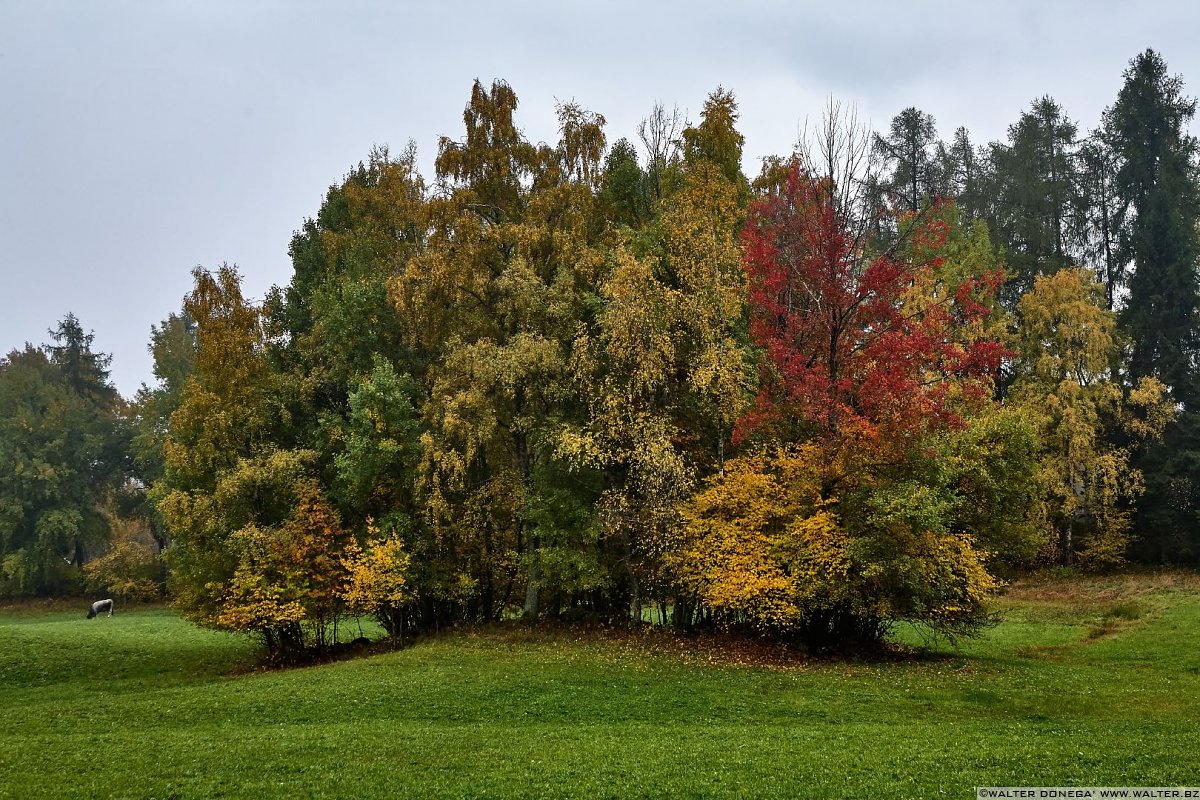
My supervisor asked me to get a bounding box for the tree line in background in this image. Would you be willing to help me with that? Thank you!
[2,50,1197,655]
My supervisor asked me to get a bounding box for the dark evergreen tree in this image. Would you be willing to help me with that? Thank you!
[0,316,128,594]
[985,97,1079,308]
[872,107,941,213]
[1073,136,1123,310]
[598,138,649,228]
[938,126,986,221]
[1107,50,1200,404]
[47,313,118,409]
[1105,49,1200,560]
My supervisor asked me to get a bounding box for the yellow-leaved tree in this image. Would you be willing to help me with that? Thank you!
[674,138,1043,647]
[158,266,357,657]
[672,441,1021,644]
[340,520,412,637]
[390,81,609,620]
[558,88,754,625]
[1011,267,1170,566]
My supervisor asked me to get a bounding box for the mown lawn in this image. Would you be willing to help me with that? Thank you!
[2,573,1199,799]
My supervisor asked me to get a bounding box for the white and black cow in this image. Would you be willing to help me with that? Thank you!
[86,599,114,619]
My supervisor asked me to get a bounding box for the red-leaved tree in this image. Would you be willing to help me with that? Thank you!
[737,163,1005,459]
[673,160,1030,648]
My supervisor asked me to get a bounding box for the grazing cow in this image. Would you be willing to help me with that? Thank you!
[86,599,114,619]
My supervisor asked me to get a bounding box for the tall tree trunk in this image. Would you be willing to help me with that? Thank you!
[523,545,540,619]
[1061,520,1074,566]
[515,413,539,619]
[621,528,641,622]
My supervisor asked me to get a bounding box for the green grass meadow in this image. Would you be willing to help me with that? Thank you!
[2,573,1199,799]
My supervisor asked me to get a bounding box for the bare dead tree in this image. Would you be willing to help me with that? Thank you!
[637,101,685,201]
[796,98,884,259]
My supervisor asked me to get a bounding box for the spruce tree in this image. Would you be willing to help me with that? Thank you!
[986,97,1080,309]
[1105,49,1200,560]
[872,107,941,213]
[1107,50,1200,405]
[47,313,118,409]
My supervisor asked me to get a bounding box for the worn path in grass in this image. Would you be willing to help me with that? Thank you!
[1,574,1198,799]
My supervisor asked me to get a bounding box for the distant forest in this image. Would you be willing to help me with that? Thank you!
[2,49,1197,655]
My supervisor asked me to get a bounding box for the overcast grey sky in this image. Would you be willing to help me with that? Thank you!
[2,0,1197,396]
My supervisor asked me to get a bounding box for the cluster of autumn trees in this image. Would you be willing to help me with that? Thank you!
[0,317,161,599]
[2,49,1197,653]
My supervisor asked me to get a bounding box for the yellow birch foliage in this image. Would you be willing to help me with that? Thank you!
[553,90,755,610]
[216,524,307,633]
[216,480,353,646]
[1012,268,1170,566]
[558,243,694,605]
[388,81,609,617]
[673,447,819,628]
[675,443,1002,639]
[660,152,753,466]
[340,520,412,624]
